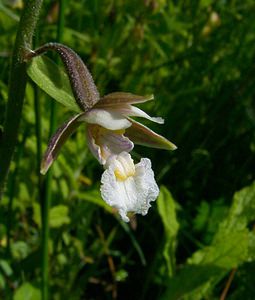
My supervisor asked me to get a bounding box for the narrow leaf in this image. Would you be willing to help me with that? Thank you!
[157,186,179,277]
[0,260,13,276]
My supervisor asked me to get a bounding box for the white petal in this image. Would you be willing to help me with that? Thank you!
[106,105,164,124]
[100,153,159,222]
[127,106,164,124]
[81,108,132,130]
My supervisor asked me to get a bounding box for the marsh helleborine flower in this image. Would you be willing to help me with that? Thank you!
[28,43,177,222]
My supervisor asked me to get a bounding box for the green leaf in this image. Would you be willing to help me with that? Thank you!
[27,56,81,112]
[14,283,41,300]
[0,2,19,21]
[0,274,5,289]
[0,260,12,276]
[78,190,113,213]
[189,182,255,268]
[32,203,41,228]
[49,205,71,228]
[188,231,249,268]
[161,182,255,299]
[157,186,179,277]
[11,241,30,260]
[217,181,255,235]
[161,231,248,300]
[193,201,210,231]
[160,265,224,300]
[248,232,255,261]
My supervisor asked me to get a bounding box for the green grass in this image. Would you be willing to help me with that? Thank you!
[0,1,255,299]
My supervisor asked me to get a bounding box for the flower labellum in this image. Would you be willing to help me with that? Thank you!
[27,43,177,222]
[101,152,159,222]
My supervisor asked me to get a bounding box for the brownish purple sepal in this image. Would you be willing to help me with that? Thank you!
[40,113,84,174]
[95,92,154,108]
[125,119,177,151]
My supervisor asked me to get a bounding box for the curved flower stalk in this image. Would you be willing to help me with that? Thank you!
[28,43,177,222]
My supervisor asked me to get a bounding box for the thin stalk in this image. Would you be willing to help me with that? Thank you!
[220,268,237,300]
[41,1,66,299]
[0,0,43,197]
[41,170,53,300]
[6,128,28,255]
[34,87,42,172]
[33,31,42,180]
[33,82,43,192]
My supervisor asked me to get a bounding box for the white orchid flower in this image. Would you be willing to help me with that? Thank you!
[29,43,177,222]
[40,92,176,221]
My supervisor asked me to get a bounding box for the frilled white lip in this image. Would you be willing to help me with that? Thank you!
[100,152,159,222]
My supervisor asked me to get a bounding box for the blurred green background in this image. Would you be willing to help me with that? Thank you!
[1,0,255,299]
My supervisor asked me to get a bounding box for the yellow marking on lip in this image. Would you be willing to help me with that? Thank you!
[114,129,125,135]
[114,168,135,181]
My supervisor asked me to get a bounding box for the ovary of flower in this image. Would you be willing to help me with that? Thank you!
[101,152,159,222]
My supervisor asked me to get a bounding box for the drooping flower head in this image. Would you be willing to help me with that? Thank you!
[27,43,177,222]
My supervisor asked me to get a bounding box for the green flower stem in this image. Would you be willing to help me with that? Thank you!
[33,30,43,207]
[33,32,42,179]
[41,1,66,299]
[33,82,42,186]
[0,0,44,197]
[41,170,52,300]
[6,128,28,255]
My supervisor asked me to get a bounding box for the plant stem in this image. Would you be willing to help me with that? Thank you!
[6,128,28,255]
[220,268,237,300]
[33,81,43,194]
[33,31,43,226]
[33,31,42,181]
[0,0,44,197]
[41,1,66,299]
[41,171,52,300]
